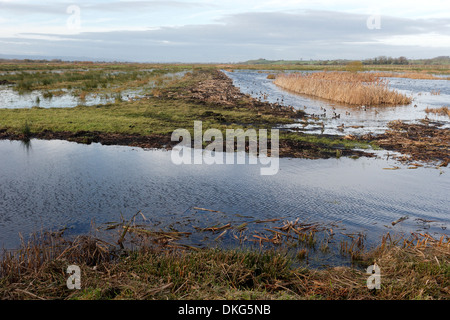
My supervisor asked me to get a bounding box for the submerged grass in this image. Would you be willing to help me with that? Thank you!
[0,65,192,96]
[274,71,412,106]
[425,106,450,117]
[0,97,291,137]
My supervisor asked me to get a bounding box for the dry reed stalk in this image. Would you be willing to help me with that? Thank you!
[274,71,412,106]
[425,106,450,117]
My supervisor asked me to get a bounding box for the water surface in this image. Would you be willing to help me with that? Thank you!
[0,139,447,260]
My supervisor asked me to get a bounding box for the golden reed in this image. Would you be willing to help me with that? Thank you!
[274,71,412,106]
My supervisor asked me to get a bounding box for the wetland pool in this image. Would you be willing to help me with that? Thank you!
[0,139,448,266]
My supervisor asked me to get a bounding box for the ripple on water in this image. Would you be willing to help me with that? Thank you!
[0,139,448,251]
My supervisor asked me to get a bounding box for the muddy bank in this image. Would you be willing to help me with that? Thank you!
[167,69,306,120]
[374,120,450,166]
[279,138,374,159]
[0,128,375,160]
[0,129,174,150]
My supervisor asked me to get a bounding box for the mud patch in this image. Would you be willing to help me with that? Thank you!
[0,130,174,150]
[166,69,305,120]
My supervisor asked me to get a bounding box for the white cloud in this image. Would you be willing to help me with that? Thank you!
[377,33,450,48]
[1,3,449,61]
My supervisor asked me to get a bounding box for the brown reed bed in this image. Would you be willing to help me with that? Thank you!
[371,72,449,80]
[425,106,450,117]
[274,71,412,106]
[1,213,448,300]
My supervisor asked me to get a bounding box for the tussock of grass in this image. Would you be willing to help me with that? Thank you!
[274,71,412,106]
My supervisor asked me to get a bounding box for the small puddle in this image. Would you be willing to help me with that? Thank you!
[0,69,190,109]
[0,85,117,108]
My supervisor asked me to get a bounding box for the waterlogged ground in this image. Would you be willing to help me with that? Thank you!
[0,67,448,267]
[0,139,448,267]
[225,70,450,135]
[0,70,188,109]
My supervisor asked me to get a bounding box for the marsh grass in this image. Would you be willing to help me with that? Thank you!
[0,218,447,300]
[371,72,449,80]
[20,121,31,140]
[282,132,376,150]
[274,71,412,106]
[1,65,193,98]
[425,106,450,117]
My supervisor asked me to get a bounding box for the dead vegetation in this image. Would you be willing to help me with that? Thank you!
[425,106,450,118]
[375,120,450,166]
[170,69,305,120]
[371,72,449,80]
[274,71,412,106]
[1,213,448,300]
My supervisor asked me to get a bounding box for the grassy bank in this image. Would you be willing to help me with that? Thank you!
[0,228,448,300]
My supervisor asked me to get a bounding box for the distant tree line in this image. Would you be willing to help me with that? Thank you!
[363,56,409,65]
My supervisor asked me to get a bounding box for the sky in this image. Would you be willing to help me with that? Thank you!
[0,0,449,62]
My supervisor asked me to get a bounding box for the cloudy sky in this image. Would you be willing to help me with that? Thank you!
[0,0,449,62]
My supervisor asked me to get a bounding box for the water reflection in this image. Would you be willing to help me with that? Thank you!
[20,139,32,154]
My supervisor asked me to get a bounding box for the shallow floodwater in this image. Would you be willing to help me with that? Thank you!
[0,86,117,109]
[0,70,188,109]
[0,139,448,266]
[225,70,450,135]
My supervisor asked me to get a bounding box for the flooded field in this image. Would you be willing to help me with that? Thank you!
[0,69,188,109]
[0,67,448,268]
[225,70,450,135]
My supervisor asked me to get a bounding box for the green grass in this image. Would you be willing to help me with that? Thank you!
[0,64,194,95]
[0,98,294,137]
[0,67,294,137]
[281,132,377,150]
